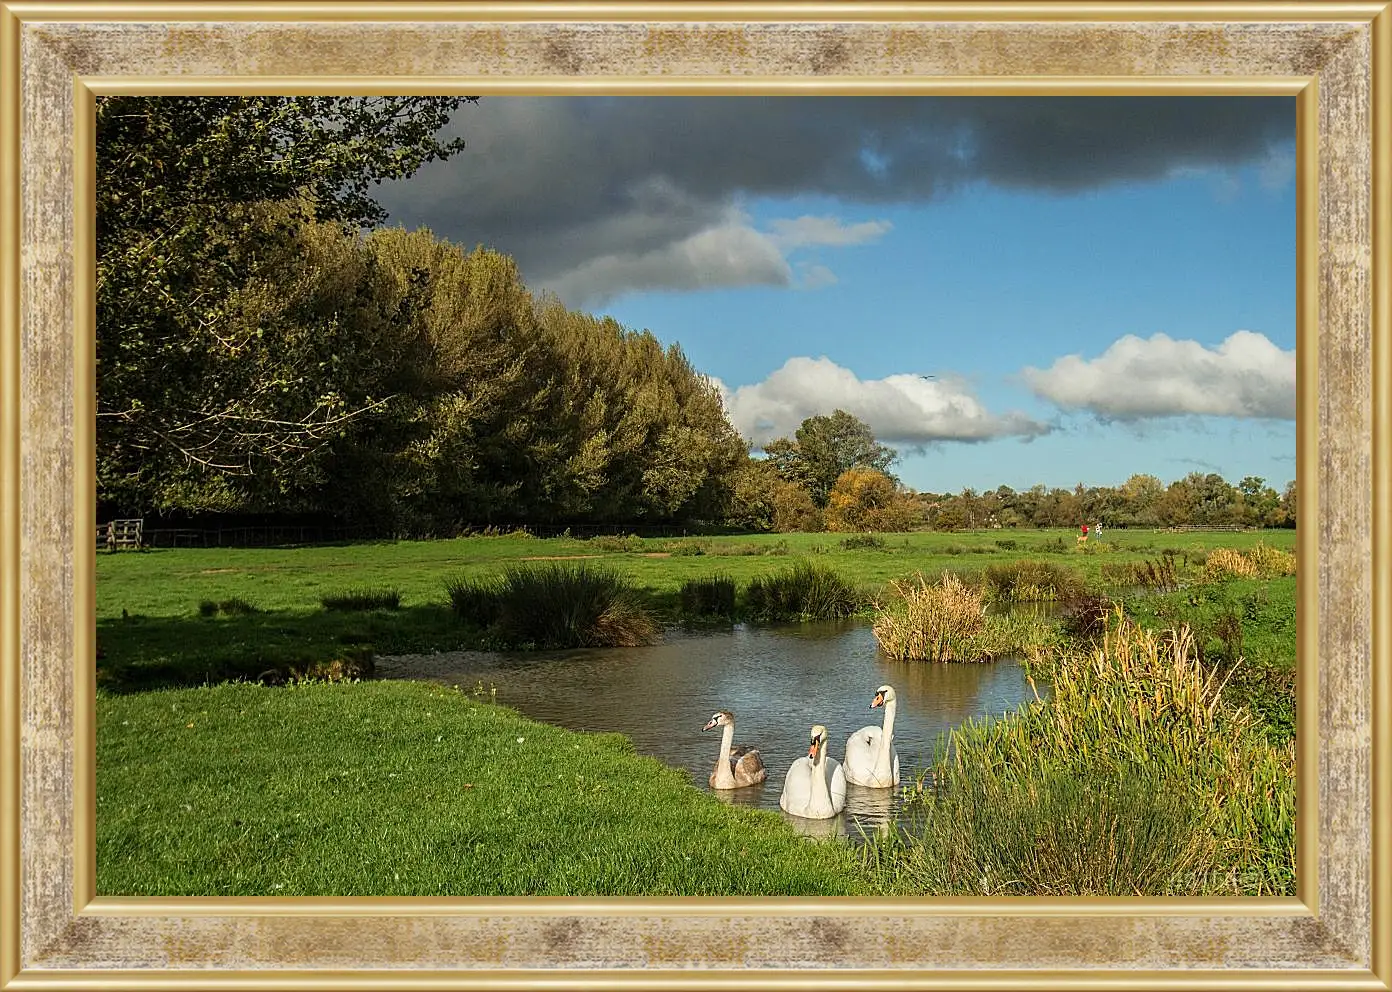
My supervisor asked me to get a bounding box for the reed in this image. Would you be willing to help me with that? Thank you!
[320,588,402,612]
[491,562,660,648]
[871,573,1054,662]
[679,574,737,619]
[743,561,860,621]
[1204,547,1259,581]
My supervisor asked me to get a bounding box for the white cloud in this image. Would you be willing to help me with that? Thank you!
[713,356,1051,447]
[543,209,890,306]
[768,215,893,249]
[1021,330,1295,421]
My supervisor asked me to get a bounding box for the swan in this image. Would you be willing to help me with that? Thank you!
[779,724,847,819]
[844,684,900,788]
[702,710,768,789]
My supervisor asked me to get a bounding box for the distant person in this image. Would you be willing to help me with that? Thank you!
[1077,523,1089,545]
[1095,521,1103,539]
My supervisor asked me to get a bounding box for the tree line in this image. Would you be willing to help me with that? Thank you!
[96,96,1294,537]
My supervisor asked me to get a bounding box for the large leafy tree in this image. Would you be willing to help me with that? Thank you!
[762,410,897,507]
[96,96,476,512]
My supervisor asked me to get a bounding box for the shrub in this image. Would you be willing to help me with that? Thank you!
[994,539,1018,551]
[492,562,660,648]
[668,540,709,557]
[744,561,860,621]
[1059,593,1114,642]
[840,534,887,551]
[197,600,218,618]
[679,575,737,619]
[589,534,647,553]
[320,588,402,612]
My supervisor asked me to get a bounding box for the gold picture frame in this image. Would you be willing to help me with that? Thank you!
[1,1,1388,987]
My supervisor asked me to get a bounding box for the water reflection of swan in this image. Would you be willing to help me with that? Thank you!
[782,810,848,840]
[701,710,767,789]
[844,685,900,788]
[779,724,847,819]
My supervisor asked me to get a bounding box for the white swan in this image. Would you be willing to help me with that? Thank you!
[702,710,768,789]
[844,684,900,788]
[779,724,847,819]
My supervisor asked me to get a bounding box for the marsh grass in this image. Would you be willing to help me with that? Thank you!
[443,575,503,627]
[840,534,888,551]
[492,563,660,648]
[1204,547,1259,581]
[679,575,737,619]
[1100,556,1180,592]
[914,613,1296,894]
[866,764,1217,896]
[743,561,860,621]
[197,597,259,617]
[979,559,1087,602]
[320,588,402,612]
[871,573,1055,662]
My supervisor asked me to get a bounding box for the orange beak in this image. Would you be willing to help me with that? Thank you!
[702,718,718,732]
[872,692,885,708]
[807,738,819,759]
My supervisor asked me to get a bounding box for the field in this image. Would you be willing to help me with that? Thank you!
[96,527,1298,896]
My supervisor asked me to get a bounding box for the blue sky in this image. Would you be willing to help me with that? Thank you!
[377,97,1296,495]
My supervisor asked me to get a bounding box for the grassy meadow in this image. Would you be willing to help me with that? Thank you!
[96,527,1298,897]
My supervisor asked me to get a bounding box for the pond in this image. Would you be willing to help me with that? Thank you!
[376,621,1044,840]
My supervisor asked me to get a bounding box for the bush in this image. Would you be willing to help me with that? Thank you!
[840,534,887,551]
[1059,593,1114,642]
[215,598,258,616]
[320,588,402,612]
[197,600,218,617]
[679,575,737,619]
[589,534,647,553]
[744,561,860,621]
[1101,557,1180,593]
[1246,543,1297,578]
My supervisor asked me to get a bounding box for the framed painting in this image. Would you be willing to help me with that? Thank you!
[1,1,1388,988]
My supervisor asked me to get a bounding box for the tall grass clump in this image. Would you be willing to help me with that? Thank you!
[320,588,402,612]
[679,575,737,619]
[1246,543,1297,578]
[743,561,860,621]
[197,597,259,617]
[1101,557,1180,593]
[872,573,1057,663]
[493,562,660,648]
[840,533,887,551]
[981,559,1087,602]
[883,614,1294,895]
[1204,547,1259,582]
[865,764,1216,896]
[444,574,504,627]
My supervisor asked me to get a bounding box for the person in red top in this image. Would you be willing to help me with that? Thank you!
[1077,523,1089,545]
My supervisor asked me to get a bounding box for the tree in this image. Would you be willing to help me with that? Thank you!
[97,96,477,511]
[761,410,896,507]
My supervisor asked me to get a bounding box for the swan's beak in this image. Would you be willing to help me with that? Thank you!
[807,739,819,758]
[872,692,885,708]
[702,719,718,732]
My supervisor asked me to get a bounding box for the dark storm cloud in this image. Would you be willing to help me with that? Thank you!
[374,97,1294,304]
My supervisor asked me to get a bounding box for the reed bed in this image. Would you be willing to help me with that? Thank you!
[881,613,1295,895]
[979,560,1088,602]
[679,574,737,619]
[871,573,1056,662]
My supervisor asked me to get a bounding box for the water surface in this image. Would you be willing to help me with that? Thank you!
[377,622,1042,839]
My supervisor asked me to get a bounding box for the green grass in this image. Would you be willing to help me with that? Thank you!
[97,680,871,896]
[320,588,402,612]
[96,529,1297,690]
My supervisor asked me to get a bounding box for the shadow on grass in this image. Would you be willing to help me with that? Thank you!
[96,603,472,693]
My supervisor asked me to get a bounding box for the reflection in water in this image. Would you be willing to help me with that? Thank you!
[376,622,1043,837]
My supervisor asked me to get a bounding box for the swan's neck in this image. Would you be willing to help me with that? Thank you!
[811,748,831,800]
[876,699,897,772]
[713,722,736,787]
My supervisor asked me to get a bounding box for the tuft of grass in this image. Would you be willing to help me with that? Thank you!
[214,598,258,616]
[197,600,218,618]
[588,534,647,553]
[320,588,402,612]
[980,559,1088,602]
[679,575,737,619]
[840,533,888,551]
[1101,557,1180,593]
[866,763,1217,896]
[443,575,504,628]
[870,573,1056,663]
[1059,593,1115,643]
[492,562,660,649]
[1204,548,1259,581]
[743,561,860,621]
